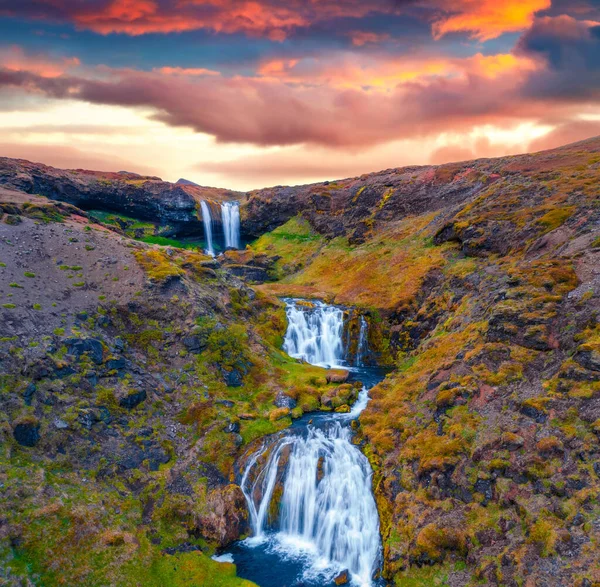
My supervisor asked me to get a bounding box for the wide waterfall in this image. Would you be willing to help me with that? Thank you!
[241,423,380,586]
[283,300,346,368]
[200,201,215,256]
[231,299,382,587]
[221,201,241,250]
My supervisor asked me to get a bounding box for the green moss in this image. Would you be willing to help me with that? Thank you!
[2,303,16,309]
[24,272,35,278]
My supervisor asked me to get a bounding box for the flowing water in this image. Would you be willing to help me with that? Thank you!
[223,299,384,587]
[221,201,241,250]
[200,201,215,256]
[283,300,347,369]
[356,316,369,367]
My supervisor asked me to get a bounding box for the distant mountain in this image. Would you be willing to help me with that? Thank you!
[176,178,200,186]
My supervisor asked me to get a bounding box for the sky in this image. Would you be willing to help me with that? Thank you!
[0,0,599,190]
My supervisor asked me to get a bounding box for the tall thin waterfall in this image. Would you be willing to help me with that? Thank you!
[356,316,369,367]
[221,201,241,249]
[200,201,215,256]
[283,300,346,368]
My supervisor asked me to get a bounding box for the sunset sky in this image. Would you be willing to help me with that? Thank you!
[1,0,599,189]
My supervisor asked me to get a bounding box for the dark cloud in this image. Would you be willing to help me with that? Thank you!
[517,16,600,100]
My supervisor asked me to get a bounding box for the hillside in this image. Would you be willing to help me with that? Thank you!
[1,137,599,586]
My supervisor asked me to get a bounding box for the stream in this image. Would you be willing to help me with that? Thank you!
[219,299,386,587]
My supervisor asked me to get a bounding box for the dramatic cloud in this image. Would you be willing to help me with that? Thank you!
[517,16,600,100]
[1,1,600,187]
[0,0,553,40]
[431,0,551,41]
[0,57,547,149]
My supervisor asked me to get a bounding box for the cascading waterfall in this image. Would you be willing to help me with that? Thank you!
[221,201,241,250]
[200,201,215,256]
[233,299,382,587]
[242,423,380,586]
[283,300,346,368]
[356,316,369,367]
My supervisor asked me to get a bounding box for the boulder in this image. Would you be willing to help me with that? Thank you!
[118,389,147,410]
[326,370,349,384]
[274,391,297,410]
[13,418,40,447]
[334,570,349,585]
[23,383,36,406]
[196,485,249,546]
[574,349,600,372]
[65,337,104,364]
[182,335,206,354]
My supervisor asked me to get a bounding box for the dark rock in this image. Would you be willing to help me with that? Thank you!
[119,389,147,410]
[105,357,127,371]
[216,399,234,408]
[167,475,194,496]
[574,350,600,372]
[223,421,240,434]
[474,478,494,504]
[163,543,201,555]
[65,338,104,364]
[78,409,99,430]
[86,371,99,386]
[13,421,40,447]
[98,406,112,425]
[520,405,547,423]
[144,446,171,471]
[221,365,247,387]
[274,391,297,410]
[53,364,77,379]
[334,570,349,585]
[23,383,36,406]
[226,264,270,283]
[183,335,205,354]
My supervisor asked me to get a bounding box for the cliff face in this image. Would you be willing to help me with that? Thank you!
[0,157,243,236]
[1,136,600,586]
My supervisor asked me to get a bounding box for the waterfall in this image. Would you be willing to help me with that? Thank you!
[356,316,369,367]
[200,201,215,256]
[283,300,346,368]
[233,299,381,587]
[221,201,241,250]
[241,423,381,586]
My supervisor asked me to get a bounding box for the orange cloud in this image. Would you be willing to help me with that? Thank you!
[153,66,221,76]
[432,0,551,41]
[0,45,80,78]
[256,51,537,89]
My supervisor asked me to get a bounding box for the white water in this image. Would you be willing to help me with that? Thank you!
[236,300,381,587]
[356,316,369,367]
[242,421,380,586]
[283,300,346,368]
[221,201,241,249]
[200,201,215,256]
